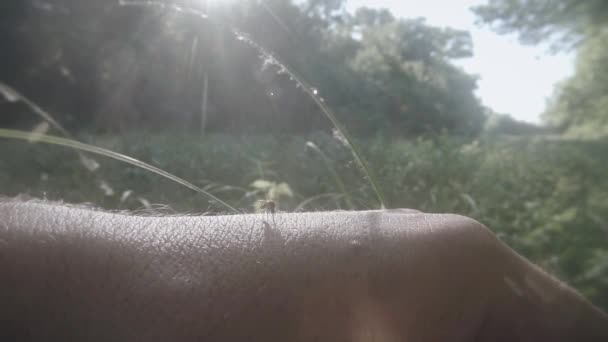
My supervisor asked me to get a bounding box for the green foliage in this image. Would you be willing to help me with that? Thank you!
[474,0,608,138]
[2,132,607,310]
[345,13,484,135]
[0,0,485,136]
[483,111,551,136]
[0,128,239,212]
[473,0,608,50]
[544,30,608,138]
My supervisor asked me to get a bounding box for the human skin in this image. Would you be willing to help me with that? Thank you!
[0,200,607,341]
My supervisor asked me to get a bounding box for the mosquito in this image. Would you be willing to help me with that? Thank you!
[258,199,276,225]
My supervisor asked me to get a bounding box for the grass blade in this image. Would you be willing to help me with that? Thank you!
[232,31,387,209]
[118,0,387,209]
[0,128,239,213]
[305,141,354,209]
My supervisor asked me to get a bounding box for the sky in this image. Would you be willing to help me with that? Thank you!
[347,0,576,123]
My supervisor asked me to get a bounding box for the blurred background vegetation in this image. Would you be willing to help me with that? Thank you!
[1,0,608,310]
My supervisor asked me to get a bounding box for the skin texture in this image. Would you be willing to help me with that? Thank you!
[0,200,607,341]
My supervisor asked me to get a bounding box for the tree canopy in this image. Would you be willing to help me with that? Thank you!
[0,0,485,136]
[474,0,608,137]
[473,0,608,50]
[543,30,608,138]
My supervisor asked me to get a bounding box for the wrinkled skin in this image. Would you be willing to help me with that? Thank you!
[0,200,607,341]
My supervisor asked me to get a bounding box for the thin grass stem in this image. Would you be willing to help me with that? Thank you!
[118,0,387,209]
[0,128,239,213]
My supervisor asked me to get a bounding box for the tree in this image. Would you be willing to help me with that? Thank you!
[482,111,551,136]
[544,31,608,138]
[1,0,485,136]
[344,9,484,135]
[474,0,608,137]
[473,0,608,50]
